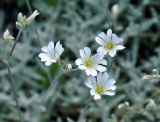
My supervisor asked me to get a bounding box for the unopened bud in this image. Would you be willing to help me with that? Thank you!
[16,10,39,30]
[67,64,72,70]
[3,29,14,41]
[152,69,160,79]
[112,4,119,17]
[142,75,152,80]
[146,99,156,110]
[26,10,39,24]
[118,101,130,109]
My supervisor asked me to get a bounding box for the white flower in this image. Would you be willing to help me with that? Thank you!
[85,72,116,100]
[26,10,40,24]
[39,41,64,66]
[3,29,15,41]
[75,47,107,76]
[95,29,125,57]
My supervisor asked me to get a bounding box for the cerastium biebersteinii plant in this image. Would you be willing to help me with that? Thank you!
[0,10,39,122]
[1,0,126,121]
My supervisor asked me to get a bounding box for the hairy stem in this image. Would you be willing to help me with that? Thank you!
[2,29,23,122]
[104,0,111,28]
[6,63,23,122]
[8,30,22,59]
[0,58,23,122]
[25,0,32,14]
[79,96,92,122]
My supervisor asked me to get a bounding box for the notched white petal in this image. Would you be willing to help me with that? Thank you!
[116,45,125,50]
[84,47,91,57]
[75,58,83,65]
[55,41,64,56]
[109,49,116,57]
[95,37,105,45]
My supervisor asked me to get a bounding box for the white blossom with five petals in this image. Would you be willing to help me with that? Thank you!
[75,47,107,76]
[85,72,116,100]
[95,29,125,57]
[39,41,64,66]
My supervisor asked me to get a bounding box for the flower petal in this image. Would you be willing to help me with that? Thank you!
[95,37,105,45]
[55,41,64,56]
[39,53,50,61]
[106,29,112,41]
[90,69,97,76]
[116,45,125,50]
[84,47,91,57]
[112,34,123,44]
[97,73,103,84]
[85,77,96,88]
[45,61,53,66]
[79,49,85,59]
[99,59,107,65]
[103,72,109,80]
[41,46,49,53]
[94,94,101,100]
[105,79,116,90]
[90,89,96,96]
[48,41,55,53]
[104,91,115,96]
[95,65,106,72]
[109,49,116,57]
[86,69,91,76]
[92,52,105,63]
[98,32,107,41]
[97,47,106,53]
[75,58,83,65]
[78,65,86,70]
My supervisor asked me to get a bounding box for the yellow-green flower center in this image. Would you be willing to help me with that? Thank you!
[84,59,93,68]
[51,53,59,62]
[95,85,105,94]
[105,41,114,50]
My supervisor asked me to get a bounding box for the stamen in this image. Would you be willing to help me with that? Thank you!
[95,85,105,94]
[84,59,93,68]
[105,41,114,50]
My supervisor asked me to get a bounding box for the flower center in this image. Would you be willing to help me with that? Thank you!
[95,85,105,94]
[84,59,93,68]
[51,53,59,62]
[105,41,114,50]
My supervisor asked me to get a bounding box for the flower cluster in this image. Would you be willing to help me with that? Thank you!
[39,28,125,100]
[16,10,39,30]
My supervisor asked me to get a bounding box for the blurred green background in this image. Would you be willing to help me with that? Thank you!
[0,0,160,122]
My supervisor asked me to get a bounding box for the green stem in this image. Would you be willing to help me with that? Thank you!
[6,62,23,122]
[8,30,22,59]
[79,96,92,122]
[0,58,23,122]
[105,0,111,28]
[25,0,32,14]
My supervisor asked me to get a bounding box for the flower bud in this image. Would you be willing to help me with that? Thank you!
[26,10,39,24]
[67,64,72,70]
[3,29,14,41]
[118,101,130,109]
[146,99,156,110]
[142,75,152,80]
[16,10,39,30]
[152,69,160,79]
[112,4,119,17]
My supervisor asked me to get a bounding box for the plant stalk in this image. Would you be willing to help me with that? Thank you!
[8,30,22,59]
